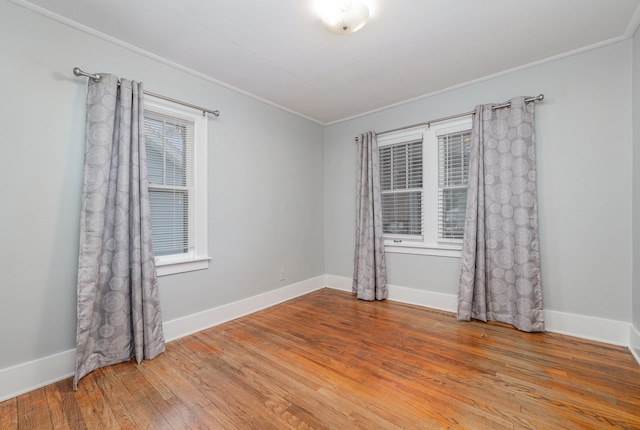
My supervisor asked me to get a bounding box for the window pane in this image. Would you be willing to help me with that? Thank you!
[407,143,422,188]
[149,189,188,256]
[379,140,422,192]
[144,117,164,185]
[163,123,186,187]
[440,188,467,239]
[392,145,408,188]
[439,131,471,187]
[144,117,187,187]
[382,191,422,235]
[379,146,392,191]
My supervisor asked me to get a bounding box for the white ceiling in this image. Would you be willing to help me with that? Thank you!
[19,0,640,124]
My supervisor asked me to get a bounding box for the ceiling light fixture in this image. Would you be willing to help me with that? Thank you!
[319,0,370,34]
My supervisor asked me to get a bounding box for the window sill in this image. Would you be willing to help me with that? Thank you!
[384,244,461,258]
[156,256,211,276]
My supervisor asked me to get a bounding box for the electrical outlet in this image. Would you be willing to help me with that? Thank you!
[279,269,285,281]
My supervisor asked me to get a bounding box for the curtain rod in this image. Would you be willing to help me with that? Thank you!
[355,94,544,141]
[73,67,220,117]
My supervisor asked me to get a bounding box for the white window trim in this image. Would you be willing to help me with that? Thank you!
[377,116,472,258]
[144,95,210,276]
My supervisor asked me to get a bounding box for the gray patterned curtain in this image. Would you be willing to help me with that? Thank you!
[353,132,388,300]
[74,74,165,389]
[457,97,544,332]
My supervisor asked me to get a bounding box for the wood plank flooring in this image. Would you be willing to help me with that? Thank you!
[2,288,640,429]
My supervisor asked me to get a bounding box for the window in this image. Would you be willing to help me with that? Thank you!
[380,140,423,238]
[144,95,209,275]
[438,128,472,240]
[378,117,472,257]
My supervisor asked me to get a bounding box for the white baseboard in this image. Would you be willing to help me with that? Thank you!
[387,285,457,312]
[324,274,352,292]
[544,310,630,346]
[162,275,325,341]
[325,275,631,347]
[0,276,325,403]
[630,325,640,365]
[325,275,457,312]
[0,349,75,403]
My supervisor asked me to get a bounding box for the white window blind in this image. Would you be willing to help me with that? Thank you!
[144,110,194,257]
[380,139,423,237]
[438,130,471,240]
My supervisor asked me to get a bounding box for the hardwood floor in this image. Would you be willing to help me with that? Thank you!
[2,288,640,429]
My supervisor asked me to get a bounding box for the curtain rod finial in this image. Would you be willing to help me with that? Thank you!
[73,67,100,82]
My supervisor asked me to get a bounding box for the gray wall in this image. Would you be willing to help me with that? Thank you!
[633,27,640,330]
[325,41,633,322]
[0,1,325,370]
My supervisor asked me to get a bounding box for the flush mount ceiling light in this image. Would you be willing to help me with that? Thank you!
[319,0,370,34]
